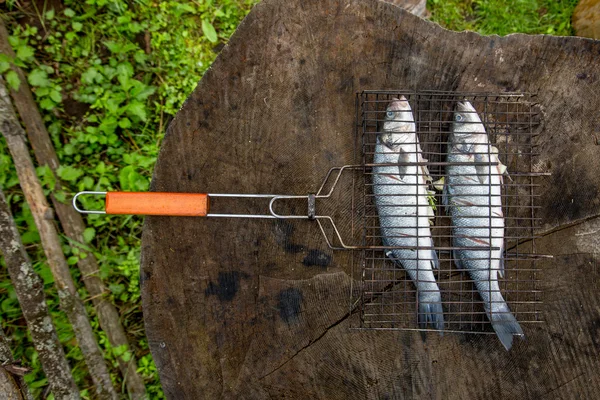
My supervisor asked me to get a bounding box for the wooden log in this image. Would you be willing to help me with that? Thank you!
[0,78,117,400]
[0,320,33,400]
[140,0,600,397]
[0,17,147,399]
[0,189,78,399]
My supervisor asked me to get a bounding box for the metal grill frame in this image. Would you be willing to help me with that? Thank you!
[349,90,551,335]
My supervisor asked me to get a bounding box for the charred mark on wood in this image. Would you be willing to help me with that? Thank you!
[302,249,332,268]
[277,288,303,324]
[205,271,248,302]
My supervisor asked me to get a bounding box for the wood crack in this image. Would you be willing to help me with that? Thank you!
[506,213,600,252]
[258,298,360,382]
[258,278,400,382]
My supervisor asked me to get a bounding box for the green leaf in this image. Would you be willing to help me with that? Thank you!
[36,165,56,189]
[202,19,218,43]
[21,231,40,244]
[83,228,96,243]
[109,283,125,295]
[119,165,134,190]
[126,101,147,121]
[45,9,55,20]
[28,68,50,87]
[175,3,196,15]
[54,190,66,203]
[64,8,75,17]
[16,45,34,61]
[81,67,99,84]
[50,89,62,103]
[0,61,10,74]
[5,70,20,91]
[99,117,118,135]
[121,350,132,362]
[39,98,55,110]
[119,118,131,128]
[95,161,106,174]
[63,144,75,155]
[72,22,83,32]
[82,176,94,189]
[67,256,79,265]
[57,165,83,182]
[116,62,134,79]
[130,84,156,101]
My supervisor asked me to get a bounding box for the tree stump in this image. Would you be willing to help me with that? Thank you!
[140,0,600,398]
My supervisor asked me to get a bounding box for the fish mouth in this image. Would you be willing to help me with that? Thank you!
[456,101,476,112]
[388,95,411,112]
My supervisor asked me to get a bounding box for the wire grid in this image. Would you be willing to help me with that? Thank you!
[351,90,547,334]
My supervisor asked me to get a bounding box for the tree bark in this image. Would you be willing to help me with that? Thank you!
[0,324,34,400]
[0,77,118,400]
[0,190,78,399]
[0,17,147,399]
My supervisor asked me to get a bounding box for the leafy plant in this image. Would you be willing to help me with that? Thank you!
[427,0,578,36]
[1,0,257,397]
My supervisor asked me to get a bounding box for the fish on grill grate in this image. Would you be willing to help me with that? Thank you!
[445,100,524,350]
[373,96,445,333]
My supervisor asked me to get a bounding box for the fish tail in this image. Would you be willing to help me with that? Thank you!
[489,308,524,351]
[417,292,445,335]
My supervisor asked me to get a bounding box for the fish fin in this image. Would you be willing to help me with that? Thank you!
[418,294,445,335]
[491,147,509,185]
[431,249,439,270]
[419,152,432,182]
[498,244,505,278]
[474,152,489,185]
[453,249,464,270]
[490,309,524,351]
[441,180,449,208]
[397,148,410,181]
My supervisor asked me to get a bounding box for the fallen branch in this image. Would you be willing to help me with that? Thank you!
[0,77,118,400]
[0,189,77,399]
[0,17,146,399]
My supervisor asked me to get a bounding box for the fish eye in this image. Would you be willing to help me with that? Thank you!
[386,110,395,118]
[455,114,463,122]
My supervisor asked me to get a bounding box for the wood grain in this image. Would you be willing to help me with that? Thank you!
[140,0,600,398]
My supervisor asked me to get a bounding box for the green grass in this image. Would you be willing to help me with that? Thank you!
[427,0,579,35]
[0,0,577,398]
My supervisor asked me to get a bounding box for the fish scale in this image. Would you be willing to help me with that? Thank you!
[446,100,524,350]
[373,97,444,332]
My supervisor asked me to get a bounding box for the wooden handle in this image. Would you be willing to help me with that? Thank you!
[105,192,209,216]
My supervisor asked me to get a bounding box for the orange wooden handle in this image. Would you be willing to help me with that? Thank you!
[105,192,209,216]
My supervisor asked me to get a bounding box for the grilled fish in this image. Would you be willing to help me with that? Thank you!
[373,96,444,332]
[445,101,523,350]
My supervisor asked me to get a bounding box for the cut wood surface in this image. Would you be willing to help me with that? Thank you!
[140,0,600,398]
[0,17,147,399]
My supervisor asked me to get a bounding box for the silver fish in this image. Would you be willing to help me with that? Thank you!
[445,101,523,350]
[373,96,444,332]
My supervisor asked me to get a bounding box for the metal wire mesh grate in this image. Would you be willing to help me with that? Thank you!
[351,90,549,334]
